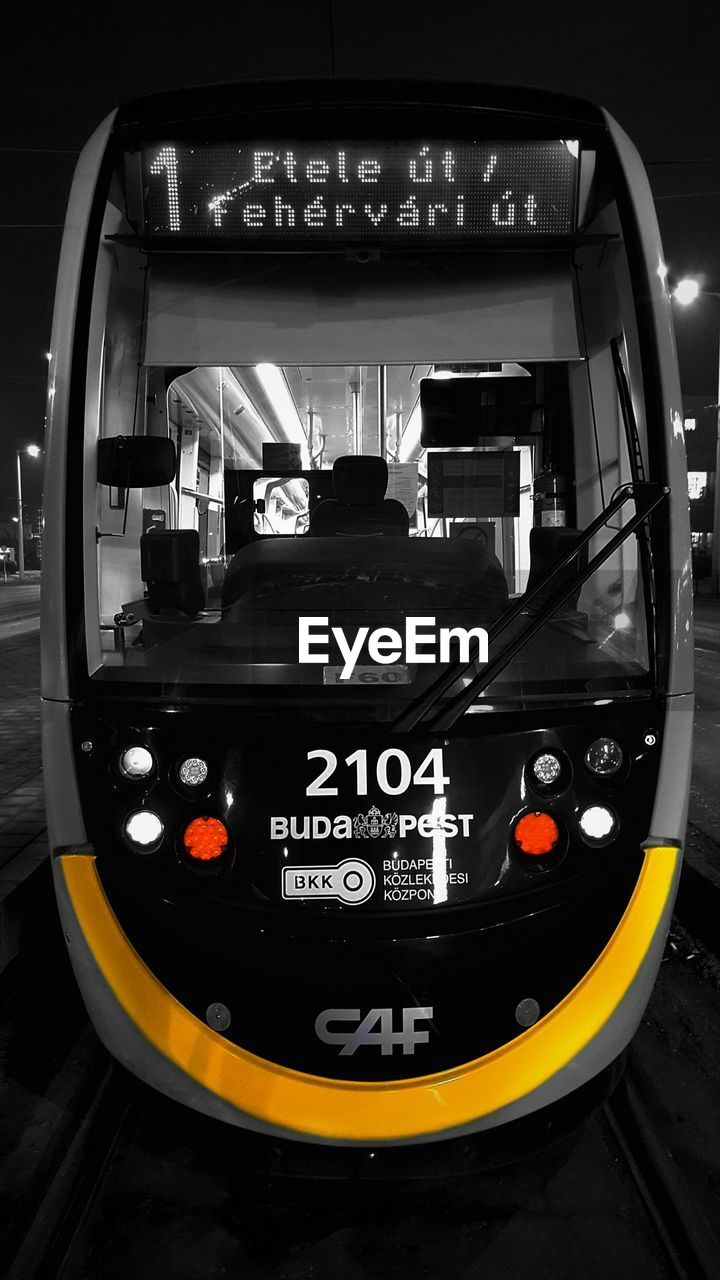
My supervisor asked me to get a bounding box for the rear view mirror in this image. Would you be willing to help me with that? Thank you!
[97,436,177,488]
[420,376,542,446]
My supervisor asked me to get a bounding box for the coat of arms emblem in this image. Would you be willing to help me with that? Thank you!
[353,805,398,838]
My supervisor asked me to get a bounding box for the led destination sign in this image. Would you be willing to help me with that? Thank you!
[142,140,579,239]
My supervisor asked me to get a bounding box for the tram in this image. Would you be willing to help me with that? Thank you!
[41,81,693,1146]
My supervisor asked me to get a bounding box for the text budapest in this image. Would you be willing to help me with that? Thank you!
[298,617,489,681]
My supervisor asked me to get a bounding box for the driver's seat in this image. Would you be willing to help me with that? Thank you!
[308,455,409,536]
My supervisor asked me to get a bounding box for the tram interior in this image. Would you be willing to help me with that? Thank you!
[87,240,652,700]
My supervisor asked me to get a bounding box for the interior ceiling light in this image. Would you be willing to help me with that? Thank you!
[255,364,309,465]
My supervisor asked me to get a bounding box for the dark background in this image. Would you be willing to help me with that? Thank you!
[2,0,719,511]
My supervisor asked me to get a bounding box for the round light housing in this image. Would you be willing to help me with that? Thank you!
[178,757,209,787]
[579,805,617,843]
[584,738,623,778]
[513,811,560,858]
[183,816,229,862]
[125,810,164,848]
[531,752,562,786]
[118,745,155,780]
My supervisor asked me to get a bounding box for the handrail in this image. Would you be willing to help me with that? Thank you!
[392,482,668,734]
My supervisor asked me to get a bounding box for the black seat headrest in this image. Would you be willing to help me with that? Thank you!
[333,455,388,505]
[140,529,205,616]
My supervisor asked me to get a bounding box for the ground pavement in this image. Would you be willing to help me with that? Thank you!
[0,581,46,966]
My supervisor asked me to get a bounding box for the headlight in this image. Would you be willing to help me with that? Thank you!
[178,757,209,787]
[124,810,164,847]
[531,752,562,785]
[584,738,623,778]
[578,805,617,843]
[118,746,155,779]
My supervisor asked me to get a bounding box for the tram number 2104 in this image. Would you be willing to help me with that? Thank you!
[306,748,449,797]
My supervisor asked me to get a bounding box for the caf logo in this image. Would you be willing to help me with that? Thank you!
[353,805,398,839]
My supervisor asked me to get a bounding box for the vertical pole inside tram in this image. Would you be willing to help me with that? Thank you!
[378,365,387,459]
[713,334,720,591]
[218,368,226,559]
[351,376,360,455]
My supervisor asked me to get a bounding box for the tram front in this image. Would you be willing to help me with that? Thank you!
[43,82,692,1144]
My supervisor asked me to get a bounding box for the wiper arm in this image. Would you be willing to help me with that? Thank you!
[392,482,668,734]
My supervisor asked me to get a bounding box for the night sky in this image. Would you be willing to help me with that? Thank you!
[3,0,720,512]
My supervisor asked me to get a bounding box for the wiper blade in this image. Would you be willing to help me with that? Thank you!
[392,482,668,734]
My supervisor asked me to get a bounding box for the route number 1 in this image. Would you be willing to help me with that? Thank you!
[306,748,449,797]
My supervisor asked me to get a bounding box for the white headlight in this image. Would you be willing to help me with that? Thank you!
[532,752,562,785]
[584,738,623,777]
[119,746,155,779]
[178,757,209,787]
[125,810,164,847]
[579,805,616,842]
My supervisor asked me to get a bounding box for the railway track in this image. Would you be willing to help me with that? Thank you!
[6,1060,129,1280]
[4,1051,718,1279]
[2,847,719,1278]
[603,1066,720,1280]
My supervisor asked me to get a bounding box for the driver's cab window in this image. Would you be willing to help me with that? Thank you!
[91,356,649,698]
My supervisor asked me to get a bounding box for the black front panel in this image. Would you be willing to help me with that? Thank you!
[70,699,662,1078]
[105,858,638,1080]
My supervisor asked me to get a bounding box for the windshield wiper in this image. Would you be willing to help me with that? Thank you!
[392,481,668,734]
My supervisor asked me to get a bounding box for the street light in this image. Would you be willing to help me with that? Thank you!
[673,278,701,307]
[670,279,720,586]
[16,445,42,581]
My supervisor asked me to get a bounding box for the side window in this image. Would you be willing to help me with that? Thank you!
[253,477,310,535]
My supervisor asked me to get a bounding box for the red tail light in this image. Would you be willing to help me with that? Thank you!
[513,811,560,857]
[183,816,229,862]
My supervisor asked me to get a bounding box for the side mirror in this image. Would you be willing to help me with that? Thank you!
[97,436,177,488]
[420,376,542,446]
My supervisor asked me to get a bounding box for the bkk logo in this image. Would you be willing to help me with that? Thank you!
[315,1006,434,1056]
[282,858,375,905]
[298,616,489,680]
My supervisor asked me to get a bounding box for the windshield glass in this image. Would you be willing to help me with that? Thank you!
[85,210,653,717]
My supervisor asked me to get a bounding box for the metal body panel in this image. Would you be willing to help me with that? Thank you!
[71,702,662,908]
[41,111,117,703]
[601,109,694,698]
[113,80,606,134]
[647,692,694,843]
[51,856,288,1138]
[55,845,679,1144]
[145,256,581,366]
[69,701,662,1079]
[41,699,88,848]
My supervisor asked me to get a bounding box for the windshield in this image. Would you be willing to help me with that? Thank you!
[85,209,653,718]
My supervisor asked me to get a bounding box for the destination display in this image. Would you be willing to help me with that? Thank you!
[141,140,579,239]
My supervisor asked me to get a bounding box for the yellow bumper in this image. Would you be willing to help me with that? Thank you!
[58,846,679,1142]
